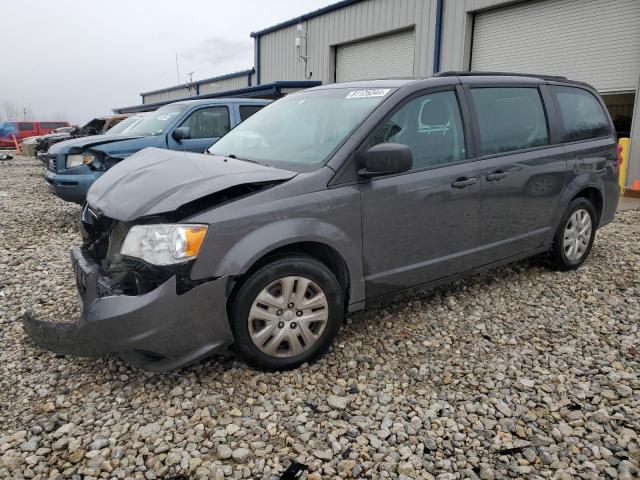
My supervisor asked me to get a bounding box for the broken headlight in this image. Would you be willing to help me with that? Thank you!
[120,224,208,266]
[66,153,94,168]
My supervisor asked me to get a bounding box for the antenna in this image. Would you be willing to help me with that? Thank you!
[186,71,196,96]
[295,22,312,79]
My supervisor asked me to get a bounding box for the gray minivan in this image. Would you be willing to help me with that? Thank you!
[24,73,620,371]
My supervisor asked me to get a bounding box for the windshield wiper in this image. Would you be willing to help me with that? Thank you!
[227,154,269,166]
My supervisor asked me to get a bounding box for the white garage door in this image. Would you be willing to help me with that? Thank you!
[471,0,640,92]
[336,29,415,83]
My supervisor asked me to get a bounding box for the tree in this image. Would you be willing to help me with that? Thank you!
[1,101,19,121]
[45,112,69,121]
[23,107,37,121]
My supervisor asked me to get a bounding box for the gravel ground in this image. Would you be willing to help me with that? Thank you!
[1,154,639,480]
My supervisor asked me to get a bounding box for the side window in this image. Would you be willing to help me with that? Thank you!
[40,122,67,129]
[552,86,610,142]
[371,90,466,171]
[239,105,264,121]
[180,107,230,139]
[18,122,35,131]
[471,88,549,156]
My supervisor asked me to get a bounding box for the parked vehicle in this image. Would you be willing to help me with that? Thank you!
[0,121,71,147]
[24,73,620,371]
[43,99,270,203]
[35,115,141,160]
[21,127,74,157]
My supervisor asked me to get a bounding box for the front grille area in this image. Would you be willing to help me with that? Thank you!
[81,205,116,264]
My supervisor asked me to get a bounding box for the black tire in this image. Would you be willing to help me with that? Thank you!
[230,255,344,370]
[550,197,597,271]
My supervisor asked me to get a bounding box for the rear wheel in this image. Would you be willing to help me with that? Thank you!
[550,197,597,271]
[230,256,344,370]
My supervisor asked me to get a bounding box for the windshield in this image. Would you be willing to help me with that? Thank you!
[106,114,145,134]
[121,104,187,136]
[207,88,393,170]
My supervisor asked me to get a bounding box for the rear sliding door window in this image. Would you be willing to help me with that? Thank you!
[471,88,549,156]
[551,86,610,142]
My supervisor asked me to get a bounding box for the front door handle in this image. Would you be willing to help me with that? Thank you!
[486,171,508,181]
[451,177,478,188]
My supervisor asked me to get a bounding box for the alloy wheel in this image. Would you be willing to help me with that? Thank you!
[563,208,592,262]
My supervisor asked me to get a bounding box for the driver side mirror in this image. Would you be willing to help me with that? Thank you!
[358,143,412,178]
[172,126,191,141]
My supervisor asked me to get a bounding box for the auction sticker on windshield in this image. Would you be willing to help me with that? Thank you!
[346,89,390,99]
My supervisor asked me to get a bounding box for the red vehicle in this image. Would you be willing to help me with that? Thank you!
[0,121,71,147]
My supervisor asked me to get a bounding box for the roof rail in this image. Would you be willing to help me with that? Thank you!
[434,71,568,81]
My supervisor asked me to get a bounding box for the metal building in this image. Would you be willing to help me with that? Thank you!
[116,0,640,189]
[140,69,255,104]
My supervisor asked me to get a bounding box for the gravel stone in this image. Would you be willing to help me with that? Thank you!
[87,437,109,451]
[232,447,251,462]
[327,395,348,410]
[1,154,639,478]
[217,444,232,459]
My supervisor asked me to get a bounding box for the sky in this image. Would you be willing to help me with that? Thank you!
[0,0,330,124]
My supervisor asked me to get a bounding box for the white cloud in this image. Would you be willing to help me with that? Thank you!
[0,0,329,123]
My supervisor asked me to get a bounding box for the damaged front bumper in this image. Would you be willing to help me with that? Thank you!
[23,247,234,371]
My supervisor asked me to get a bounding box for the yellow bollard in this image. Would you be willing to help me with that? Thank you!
[618,138,630,193]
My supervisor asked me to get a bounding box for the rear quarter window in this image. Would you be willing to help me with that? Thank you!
[18,122,35,131]
[552,86,611,142]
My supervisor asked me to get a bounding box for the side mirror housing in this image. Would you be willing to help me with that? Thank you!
[172,126,191,141]
[358,143,412,178]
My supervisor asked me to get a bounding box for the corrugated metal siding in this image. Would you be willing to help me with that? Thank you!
[199,75,249,95]
[335,28,415,82]
[471,0,640,92]
[142,87,193,104]
[258,0,436,84]
[439,0,471,71]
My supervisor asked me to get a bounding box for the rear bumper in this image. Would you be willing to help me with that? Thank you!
[23,247,234,371]
[599,182,620,228]
[44,169,97,203]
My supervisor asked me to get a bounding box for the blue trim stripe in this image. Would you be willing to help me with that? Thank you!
[432,0,444,74]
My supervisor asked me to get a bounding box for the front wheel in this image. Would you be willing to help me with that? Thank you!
[550,197,597,271]
[230,256,344,370]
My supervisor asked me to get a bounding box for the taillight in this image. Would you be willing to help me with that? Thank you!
[616,143,623,176]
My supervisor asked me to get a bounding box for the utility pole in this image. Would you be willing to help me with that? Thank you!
[175,54,181,85]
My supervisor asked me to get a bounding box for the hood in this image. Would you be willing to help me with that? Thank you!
[87,148,296,222]
[48,133,146,155]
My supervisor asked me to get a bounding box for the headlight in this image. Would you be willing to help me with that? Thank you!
[65,153,94,168]
[120,224,208,266]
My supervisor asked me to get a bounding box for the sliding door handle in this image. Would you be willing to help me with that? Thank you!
[486,171,508,181]
[451,177,478,188]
